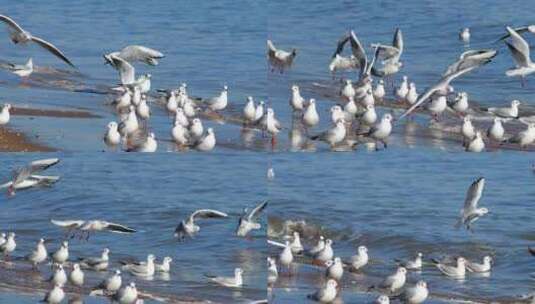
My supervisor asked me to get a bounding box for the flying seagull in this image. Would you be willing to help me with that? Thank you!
[174,209,228,240]
[236,200,268,237]
[1,158,60,195]
[104,45,164,66]
[0,15,75,67]
[51,219,136,240]
[454,177,489,232]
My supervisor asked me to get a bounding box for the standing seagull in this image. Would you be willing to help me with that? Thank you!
[104,45,164,66]
[392,280,428,304]
[455,177,488,232]
[0,103,11,125]
[0,15,75,67]
[236,200,268,237]
[267,40,297,73]
[174,209,228,240]
[504,26,535,86]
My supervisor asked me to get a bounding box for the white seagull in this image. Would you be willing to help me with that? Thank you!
[504,26,535,85]
[236,200,268,237]
[307,279,338,303]
[8,58,33,77]
[206,268,243,288]
[0,103,11,125]
[79,248,110,271]
[2,158,60,195]
[0,15,75,67]
[455,177,488,231]
[267,40,297,73]
[174,209,228,239]
[104,45,164,66]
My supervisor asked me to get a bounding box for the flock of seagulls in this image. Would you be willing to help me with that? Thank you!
[268,177,492,303]
[0,158,268,303]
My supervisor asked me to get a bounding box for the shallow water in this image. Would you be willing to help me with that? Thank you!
[1,0,535,303]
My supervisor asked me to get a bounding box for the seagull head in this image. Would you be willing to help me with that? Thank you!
[358,245,368,254]
[416,280,427,289]
[398,267,407,275]
[4,103,12,111]
[108,121,118,130]
[512,99,521,107]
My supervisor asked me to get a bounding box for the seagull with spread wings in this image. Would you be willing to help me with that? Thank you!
[0,15,75,67]
[236,200,268,237]
[454,177,489,232]
[503,26,535,86]
[174,209,228,240]
[51,219,136,240]
[1,158,60,196]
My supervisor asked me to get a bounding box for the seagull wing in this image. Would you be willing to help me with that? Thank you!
[349,30,367,78]
[190,209,228,222]
[505,26,531,66]
[29,158,60,173]
[399,65,479,119]
[108,55,135,85]
[50,219,85,229]
[30,36,75,67]
[331,33,350,58]
[120,45,164,61]
[463,177,485,213]
[267,239,287,248]
[0,15,25,33]
[393,28,403,55]
[246,200,268,221]
[496,26,529,41]
[102,221,136,233]
[267,40,277,58]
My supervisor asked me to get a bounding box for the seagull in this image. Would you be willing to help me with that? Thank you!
[48,264,67,286]
[172,122,190,146]
[0,103,11,125]
[433,256,466,278]
[396,75,409,100]
[174,108,190,127]
[106,54,135,85]
[104,122,121,147]
[69,263,84,287]
[254,101,265,123]
[329,54,358,78]
[156,257,173,273]
[267,240,293,273]
[444,49,497,76]
[289,85,305,111]
[2,158,60,196]
[27,238,47,269]
[174,209,228,239]
[206,268,243,288]
[461,115,476,141]
[341,79,356,101]
[399,62,491,119]
[289,232,304,254]
[360,88,375,107]
[126,130,158,153]
[243,96,256,123]
[189,118,204,140]
[307,279,338,303]
[377,267,407,293]
[392,280,428,304]
[455,177,488,231]
[42,283,65,304]
[506,122,535,148]
[113,282,138,304]
[0,232,16,259]
[267,40,297,73]
[236,200,268,237]
[118,106,139,136]
[497,25,535,41]
[360,113,393,149]
[403,83,417,105]
[467,134,484,150]
[207,85,228,112]
[0,15,75,67]
[449,92,469,114]
[428,94,448,120]
[267,167,275,181]
[459,28,471,43]
[136,97,150,119]
[309,236,325,255]
[52,241,69,265]
[372,28,404,67]
[93,269,122,293]
[265,108,282,137]
[487,117,505,142]
[302,99,320,128]
[78,248,110,271]
[344,96,358,116]
[8,57,33,77]
[485,99,520,119]
[325,257,344,280]
[104,45,164,66]
[374,79,386,100]
[360,104,378,126]
[51,219,136,240]
[189,128,216,152]
[314,239,334,263]
[466,256,492,273]
[349,245,369,271]
[121,254,156,277]
[395,253,423,271]
[166,91,178,113]
[504,26,535,85]
[310,119,346,147]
